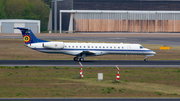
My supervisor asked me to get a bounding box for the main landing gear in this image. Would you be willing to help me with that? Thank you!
[74,57,85,61]
[74,57,78,61]
[79,58,84,61]
[74,54,86,62]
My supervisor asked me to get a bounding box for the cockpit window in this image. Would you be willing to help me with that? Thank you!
[140,46,144,49]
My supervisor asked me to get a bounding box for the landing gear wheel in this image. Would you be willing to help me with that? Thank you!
[144,58,148,62]
[74,57,78,61]
[79,58,84,62]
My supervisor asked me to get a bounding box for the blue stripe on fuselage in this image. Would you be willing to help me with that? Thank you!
[31,48,153,52]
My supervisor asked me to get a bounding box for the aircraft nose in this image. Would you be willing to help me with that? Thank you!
[151,51,156,55]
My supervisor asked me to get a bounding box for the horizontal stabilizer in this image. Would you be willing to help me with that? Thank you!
[14,27,29,30]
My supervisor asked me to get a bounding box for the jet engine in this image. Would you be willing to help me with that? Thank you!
[43,42,64,49]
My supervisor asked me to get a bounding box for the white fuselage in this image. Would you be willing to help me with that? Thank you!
[26,42,156,57]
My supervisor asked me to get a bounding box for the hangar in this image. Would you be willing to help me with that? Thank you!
[0,19,40,34]
[50,0,180,33]
[60,10,180,33]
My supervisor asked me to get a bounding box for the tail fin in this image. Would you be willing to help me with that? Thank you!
[15,27,49,44]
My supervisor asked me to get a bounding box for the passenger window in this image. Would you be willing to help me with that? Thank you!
[122,47,124,49]
[69,46,70,48]
[118,47,120,49]
[84,46,86,48]
[95,46,97,48]
[80,46,81,48]
[65,46,67,48]
[110,47,112,48]
[76,46,78,48]
[88,46,90,48]
[114,47,116,48]
[92,46,93,48]
[72,46,74,48]
[106,46,108,48]
[103,46,105,48]
[99,46,101,48]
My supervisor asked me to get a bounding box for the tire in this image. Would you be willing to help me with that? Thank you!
[144,59,148,62]
[79,58,84,61]
[74,57,78,61]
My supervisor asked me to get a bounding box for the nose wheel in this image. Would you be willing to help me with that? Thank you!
[144,58,148,62]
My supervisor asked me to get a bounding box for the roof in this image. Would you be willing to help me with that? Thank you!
[0,19,40,22]
[60,10,180,14]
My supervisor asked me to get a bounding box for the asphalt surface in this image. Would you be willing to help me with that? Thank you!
[1,35,180,46]
[0,60,180,67]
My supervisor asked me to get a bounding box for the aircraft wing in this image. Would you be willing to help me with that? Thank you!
[78,51,96,56]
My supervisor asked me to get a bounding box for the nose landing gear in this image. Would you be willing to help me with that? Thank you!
[144,55,154,62]
[144,58,148,62]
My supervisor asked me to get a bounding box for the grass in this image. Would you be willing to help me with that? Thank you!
[0,66,180,98]
[0,39,180,60]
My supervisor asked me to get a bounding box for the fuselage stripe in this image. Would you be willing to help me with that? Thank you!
[32,48,153,52]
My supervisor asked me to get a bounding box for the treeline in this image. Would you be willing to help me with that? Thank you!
[42,0,53,8]
[0,0,50,31]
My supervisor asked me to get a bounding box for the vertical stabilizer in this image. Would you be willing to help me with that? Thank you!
[15,27,49,44]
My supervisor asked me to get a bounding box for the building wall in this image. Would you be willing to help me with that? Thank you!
[0,25,1,33]
[0,20,40,33]
[74,12,180,33]
[52,0,73,31]
[75,19,180,32]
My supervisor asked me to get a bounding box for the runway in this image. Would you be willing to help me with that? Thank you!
[1,33,180,46]
[0,60,180,67]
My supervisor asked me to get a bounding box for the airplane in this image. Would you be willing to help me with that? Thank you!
[15,27,156,62]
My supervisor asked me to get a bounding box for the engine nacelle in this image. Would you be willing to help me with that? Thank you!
[43,42,64,49]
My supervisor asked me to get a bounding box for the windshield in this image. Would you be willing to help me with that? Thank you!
[140,46,144,49]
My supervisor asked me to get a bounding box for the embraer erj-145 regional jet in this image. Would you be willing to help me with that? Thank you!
[15,27,156,62]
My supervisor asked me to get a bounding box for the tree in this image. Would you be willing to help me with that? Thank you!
[5,0,29,19]
[42,0,53,8]
[0,1,7,19]
[28,0,50,31]
[2,0,50,31]
[22,3,38,19]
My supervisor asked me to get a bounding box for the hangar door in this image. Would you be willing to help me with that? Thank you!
[25,23,38,33]
[14,23,25,33]
[2,22,14,33]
